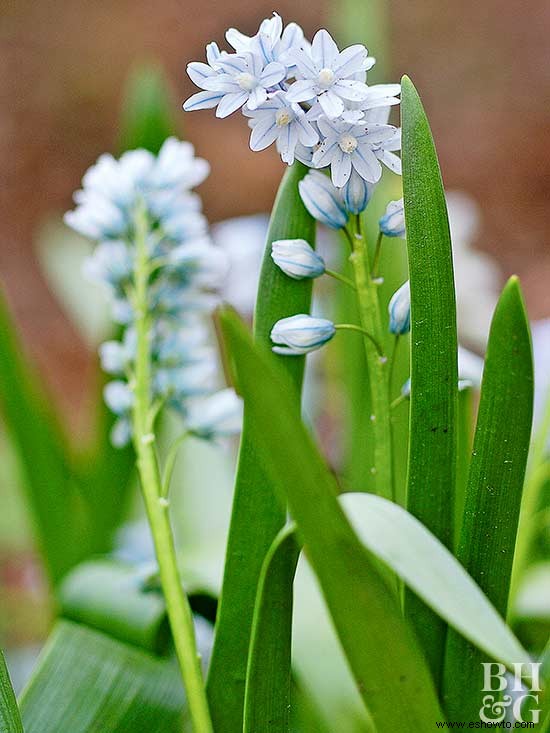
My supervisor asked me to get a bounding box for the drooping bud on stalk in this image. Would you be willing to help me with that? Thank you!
[271,238,325,280]
[379,198,406,238]
[298,171,349,229]
[271,314,336,355]
[342,170,375,215]
[388,280,411,334]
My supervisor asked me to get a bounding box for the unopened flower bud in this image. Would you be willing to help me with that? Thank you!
[298,171,349,229]
[379,198,406,238]
[271,239,325,280]
[343,170,375,215]
[271,314,335,355]
[388,280,410,334]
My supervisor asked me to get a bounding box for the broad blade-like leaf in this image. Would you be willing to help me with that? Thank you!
[19,621,185,733]
[401,75,458,683]
[340,493,530,670]
[443,277,534,722]
[0,289,89,583]
[1,651,23,733]
[244,527,300,733]
[207,162,315,733]
[219,308,444,732]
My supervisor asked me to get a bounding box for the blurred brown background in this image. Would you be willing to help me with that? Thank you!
[2,0,550,413]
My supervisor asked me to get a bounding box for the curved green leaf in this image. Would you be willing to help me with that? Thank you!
[401,75,458,683]
[59,560,170,654]
[0,288,88,583]
[1,652,23,733]
[219,308,444,732]
[340,493,530,670]
[207,162,315,733]
[443,277,534,722]
[19,621,184,733]
[244,527,300,733]
[118,63,176,155]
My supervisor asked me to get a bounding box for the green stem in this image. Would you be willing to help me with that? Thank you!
[161,431,190,498]
[325,268,356,290]
[131,201,213,733]
[334,323,383,356]
[348,216,393,500]
[371,231,384,280]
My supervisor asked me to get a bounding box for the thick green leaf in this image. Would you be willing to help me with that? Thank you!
[401,75,458,683]
[537,637,550,731]
[207,162,315,733]
[59,560,170,654]
[117,63,176,155]
[219,308,444,732]
[340,493,530,670]
[0,289,90,583]
[19,621,185,733]
[244,527,300,733]
[455,387,474,548]
[1,651,23,733]
[443,277,534,722]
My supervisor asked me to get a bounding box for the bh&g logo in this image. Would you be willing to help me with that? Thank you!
[480,663,541,724]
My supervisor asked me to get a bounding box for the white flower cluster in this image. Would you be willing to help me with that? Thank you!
[183,14,401,199]
[65,137,242,446]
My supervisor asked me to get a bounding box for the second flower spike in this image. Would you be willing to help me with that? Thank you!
[271,238,325,280]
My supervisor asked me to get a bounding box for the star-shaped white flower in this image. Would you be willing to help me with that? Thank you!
[225,13,305,66]
[184,49,286,117]
[244,92,319,164]
[285,29,375,119]
[313,117,400,187]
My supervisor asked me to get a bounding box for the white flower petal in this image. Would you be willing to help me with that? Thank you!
[332,79,370,101]
[225,28,251,52]
[250,116,280,151]
[289,48,318,79]
[260,61,286,88]
[247,86,267,110]
[280,23,304,54]
[216,91,249,118]
[312,138,339,169]
[352,145,382,183]
[311,29,339,69]
[295,116,319,147]
[331,148,352,187]
[318,89,344,118]
[285,79,317,103]
[276,122,299,164]
[333,44,370,78]
[187,62,216,87]
[377,150,402,175]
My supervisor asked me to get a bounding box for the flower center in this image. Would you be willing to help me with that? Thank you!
[338,134,358,154]
[275,108,293,127]
[317,67,335,88]
[236,72,257,91]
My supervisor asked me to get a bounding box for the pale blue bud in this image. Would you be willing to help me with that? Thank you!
[298,171,349,229]
[82,241,133,290]
[104,381,133,414]
[271,314,336,355]
[271,239,325,280]
[343,170,375,215]
[379,198,406,238]
[64,190,128,240]
[186,388,243,440]
[388,280,410,334]
[110,417,132,448]
[99,341,128,375]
